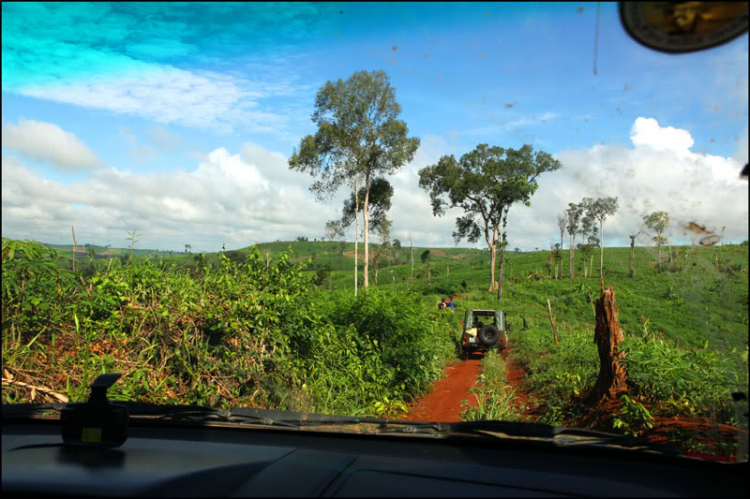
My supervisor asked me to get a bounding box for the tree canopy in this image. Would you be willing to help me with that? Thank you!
[419,143,561,294]
[289,69,419,291]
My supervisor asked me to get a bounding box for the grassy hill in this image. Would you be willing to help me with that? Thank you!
[40,238,748,353]
[237,241,748,352]
[4,236,747,453]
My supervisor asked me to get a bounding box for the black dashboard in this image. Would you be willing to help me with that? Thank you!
[2,420,747,497]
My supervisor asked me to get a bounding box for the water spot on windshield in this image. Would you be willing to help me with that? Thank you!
[577,6,584,14]
[505,102,515,109]
[391,45,397,52]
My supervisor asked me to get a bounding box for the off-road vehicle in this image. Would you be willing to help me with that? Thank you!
[461,309,508,359]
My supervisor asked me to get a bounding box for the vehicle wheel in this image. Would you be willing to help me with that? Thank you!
[478,324,500,348]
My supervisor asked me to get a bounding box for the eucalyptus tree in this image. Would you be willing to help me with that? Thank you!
[332,178,394,293]
[419,144,561,298]
[566,203,584,279]
[583,197,619,278]
[643,211,670,265]
[556,211,568,276]
[289,70,419,292]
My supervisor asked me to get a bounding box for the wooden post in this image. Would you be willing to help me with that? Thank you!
[588,284,628,403]
[547,299,558,346]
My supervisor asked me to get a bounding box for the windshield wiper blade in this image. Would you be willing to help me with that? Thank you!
[446,420,681,455]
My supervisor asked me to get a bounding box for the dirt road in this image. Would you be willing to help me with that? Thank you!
[403,358,482,422]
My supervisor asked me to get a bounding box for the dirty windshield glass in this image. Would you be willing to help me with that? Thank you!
[2,2,748,462]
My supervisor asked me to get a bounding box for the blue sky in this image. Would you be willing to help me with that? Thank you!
[2,2,748,251]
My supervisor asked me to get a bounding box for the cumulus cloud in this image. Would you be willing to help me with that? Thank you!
[1,146,337,251]
[630,117,695,159]
[1,119,103,171]
[2,118,747,252]
[518,118,748,250]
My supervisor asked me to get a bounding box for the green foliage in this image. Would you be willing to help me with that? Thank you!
[2,240,457,418]
[461,350,523,422]
[612,394,654,437]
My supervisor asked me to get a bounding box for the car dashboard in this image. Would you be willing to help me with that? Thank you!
[2,420,747,497]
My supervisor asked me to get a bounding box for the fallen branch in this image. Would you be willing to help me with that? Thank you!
[2,377,69,403]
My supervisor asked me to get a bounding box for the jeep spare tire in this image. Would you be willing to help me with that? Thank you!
[478,324,499,347]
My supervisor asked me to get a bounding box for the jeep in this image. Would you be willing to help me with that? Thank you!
[461,309,508,359]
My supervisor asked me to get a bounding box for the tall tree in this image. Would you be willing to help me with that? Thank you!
[566,203,584,279]
[583,197,619,278]
[628,222,646,277]
[371,219,392,286]
[419,144,561,297]
[328,178,394,296]
[578,199,597,277]
[556,211,568,277]
[289,69,419,291]
[643,211,670,265]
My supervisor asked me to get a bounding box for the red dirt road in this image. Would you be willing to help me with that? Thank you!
[501,346,533,414]
[403,358,482,422]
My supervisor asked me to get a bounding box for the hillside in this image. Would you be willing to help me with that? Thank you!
[4,236,747,455]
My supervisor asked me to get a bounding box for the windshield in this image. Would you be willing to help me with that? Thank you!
[2,2,748,463]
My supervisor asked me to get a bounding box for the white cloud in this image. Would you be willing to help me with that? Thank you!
[16,64,291,134]
[148,125,188,153]
[526,118,748,250]
[630,117,694,159]
[2,118,747,252]
[457,112,561,137]
[1,145,337,251]
[1,119,103,171]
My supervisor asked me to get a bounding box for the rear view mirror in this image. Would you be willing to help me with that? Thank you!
[620,2,748,54]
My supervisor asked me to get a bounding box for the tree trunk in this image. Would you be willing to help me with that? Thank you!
[362,173,370,289]
[629,236,635,277]
[604,224,608,282]
[446,266,450,278]
[569,234,575,279]
[354,194,359,296]
[497,248,505,300]
[588,285,628,403]
[658,243,662,265]
[489,244,497,291]
[560,230,565,278]
[590,254,594,278]
[374,267,379,286]
[547,299,558,346]
[583,257,587,278]
[668,241,673,267]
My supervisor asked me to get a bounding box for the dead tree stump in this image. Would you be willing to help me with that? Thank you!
[588,284,628,403]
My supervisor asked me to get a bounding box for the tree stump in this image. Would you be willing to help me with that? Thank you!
[588,284,628,403]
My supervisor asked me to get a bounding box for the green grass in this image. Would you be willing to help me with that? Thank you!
[4,237,748,454]
[461,350,523,422]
